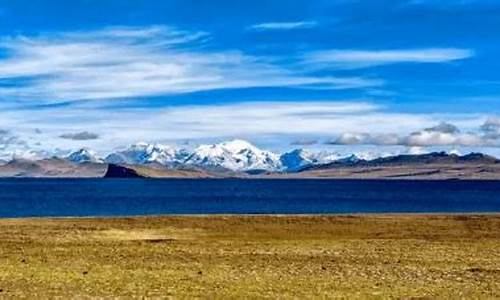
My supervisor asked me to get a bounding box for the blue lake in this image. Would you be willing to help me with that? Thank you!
[0,178,500,218]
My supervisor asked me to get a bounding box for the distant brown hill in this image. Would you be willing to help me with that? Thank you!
[302,152,499,171]
[0,159,215,178]
[0,158,106,178]
[0,152,499,179]
[103,164,215,178]
[282,152,500,180]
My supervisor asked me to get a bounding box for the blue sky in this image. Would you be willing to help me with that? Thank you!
[0,0,499,157]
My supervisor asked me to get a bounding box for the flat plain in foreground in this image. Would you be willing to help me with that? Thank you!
[0,215,499,298]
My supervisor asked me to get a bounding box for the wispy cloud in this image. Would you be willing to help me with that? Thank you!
[248,21,318,31]
[0,26,378,103]
[304,48,474,69]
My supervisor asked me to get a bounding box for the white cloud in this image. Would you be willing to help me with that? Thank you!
[405,130,483,146]
[248,21,318,31]
[0,129,31,160]
[480,117,500,139]
[0,100,493,155]
[329,120,500,147]
[404,120,497,146]
[304,48,473,69]
[0,26,378,103]
[406,146,426,155]
[59,131,99,140]
[423,122,460,134]
[332,133,403,145]
[0,130,25,150]
[291,138,318,146]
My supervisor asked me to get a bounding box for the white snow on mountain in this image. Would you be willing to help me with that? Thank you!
[9,149,50,161]
[351,151,394,161]
[279,149,342,171]
[67,148,103,163]
[335,154,362,164]
[104,142,189,166]
[4,138,486,172]
[185,139,281,171]
[10,140,411,171]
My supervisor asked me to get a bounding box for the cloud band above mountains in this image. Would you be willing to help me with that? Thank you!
[329,121,500,147]
[0,99,498,158]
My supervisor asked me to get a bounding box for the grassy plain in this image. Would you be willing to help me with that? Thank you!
[0,215,499,298]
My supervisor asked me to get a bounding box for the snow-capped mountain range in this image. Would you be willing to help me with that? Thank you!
[104,142,190,167]
[279,149,345,172]
[55,139,349,172]
[0,139,498,176]
[185,140,281,171]
[7,139,476,173]
[67,148,104,164]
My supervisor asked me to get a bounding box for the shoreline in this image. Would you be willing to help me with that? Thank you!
[2,211,500,220]
[2,176,500,180]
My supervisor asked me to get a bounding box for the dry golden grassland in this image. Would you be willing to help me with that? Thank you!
[0,215,499,298]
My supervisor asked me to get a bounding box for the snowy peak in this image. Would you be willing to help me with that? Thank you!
[88,140,343,172]
[67,148,103,164]
[105,142,187,166]
[280,149,342,171]
[280,149,317,171]
[219,139,260,153]
[2,139,497,175]
[336,154,361,164]
[187,139,280,171]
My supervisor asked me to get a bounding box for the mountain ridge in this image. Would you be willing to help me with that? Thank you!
[301,151,499,172]
[286,152,500,180]
[1,139,499,178]
[0,150,498,179]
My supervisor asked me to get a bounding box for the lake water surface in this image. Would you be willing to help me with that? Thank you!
[1,178,499,218]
